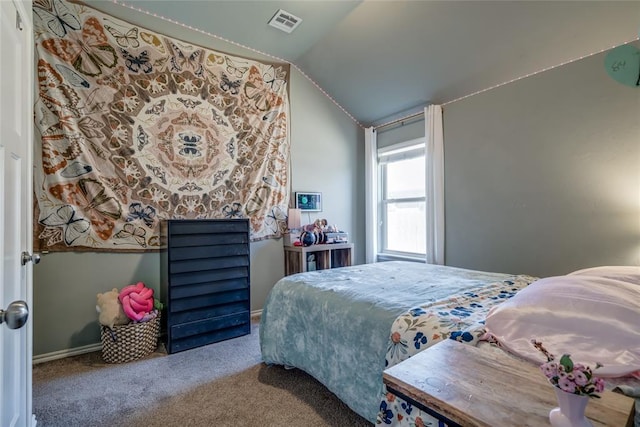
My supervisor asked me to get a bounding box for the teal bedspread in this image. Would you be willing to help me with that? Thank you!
[259,261,517,423]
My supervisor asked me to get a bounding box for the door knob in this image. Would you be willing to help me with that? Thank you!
[0,300,29,329]
[21,251,41,265]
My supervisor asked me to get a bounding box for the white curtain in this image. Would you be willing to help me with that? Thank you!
[365,127,378,263]
[425,105,445,264]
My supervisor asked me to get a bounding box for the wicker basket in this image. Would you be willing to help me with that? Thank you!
[100,314,161,364]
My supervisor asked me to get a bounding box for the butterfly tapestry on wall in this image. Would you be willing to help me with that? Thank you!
[34,0,81,38]
[105,23,140,49]
[33,0,291,252]
[42,16,118,77]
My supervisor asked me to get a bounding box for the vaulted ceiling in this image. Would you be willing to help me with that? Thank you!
[91,1,640,126]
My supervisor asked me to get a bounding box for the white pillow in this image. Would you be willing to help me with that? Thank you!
[484,274,640,377]
[568,265,640,285]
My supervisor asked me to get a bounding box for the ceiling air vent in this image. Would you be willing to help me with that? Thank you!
[268,9,302,34]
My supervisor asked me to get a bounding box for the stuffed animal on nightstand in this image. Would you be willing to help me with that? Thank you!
[96,288,130,329]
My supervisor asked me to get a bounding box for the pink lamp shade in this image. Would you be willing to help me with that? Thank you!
[287,208,301,230]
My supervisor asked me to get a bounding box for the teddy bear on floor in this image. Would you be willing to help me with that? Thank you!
[96,288,130,329]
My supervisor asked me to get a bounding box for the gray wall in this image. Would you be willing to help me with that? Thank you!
[443,47,640,277]
[363,44,639,279]
[34,2,639,358]
[33,8,363,356]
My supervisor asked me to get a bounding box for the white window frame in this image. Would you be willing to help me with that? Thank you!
[377,137,426,260]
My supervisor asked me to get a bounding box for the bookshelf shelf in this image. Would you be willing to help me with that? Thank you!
[283,243,353,275]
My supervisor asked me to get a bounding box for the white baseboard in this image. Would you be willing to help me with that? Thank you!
[33,342,102,365]
[35,310,263,364]
[250,309,263,321]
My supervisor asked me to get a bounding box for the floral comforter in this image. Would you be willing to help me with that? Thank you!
[259,260,535,423]
[377,274,537,426]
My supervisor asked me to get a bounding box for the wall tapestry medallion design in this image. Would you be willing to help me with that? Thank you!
[33,0,290,252]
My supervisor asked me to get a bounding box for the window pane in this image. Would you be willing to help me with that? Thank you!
[386,157,425,199]
[385,201,426,254]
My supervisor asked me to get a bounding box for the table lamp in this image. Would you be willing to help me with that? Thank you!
[287,208,301,232]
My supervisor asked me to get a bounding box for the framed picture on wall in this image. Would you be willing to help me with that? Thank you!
[295,192,322,212]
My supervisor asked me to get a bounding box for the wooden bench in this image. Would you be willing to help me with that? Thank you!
[383,339,635,426]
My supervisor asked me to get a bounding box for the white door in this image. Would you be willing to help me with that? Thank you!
[0,1,35,426]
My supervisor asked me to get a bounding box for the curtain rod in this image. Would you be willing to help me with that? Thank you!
[373,110,424,131]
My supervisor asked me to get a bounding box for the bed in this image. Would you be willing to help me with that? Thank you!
[259,261,537,423]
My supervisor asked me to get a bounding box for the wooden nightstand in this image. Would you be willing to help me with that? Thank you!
[283,243,353,275]
[383,339,635,427]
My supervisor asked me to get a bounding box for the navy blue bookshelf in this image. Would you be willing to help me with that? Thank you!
[160,219,251,354]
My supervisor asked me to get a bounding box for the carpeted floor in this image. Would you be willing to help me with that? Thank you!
[33,324,372,427]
